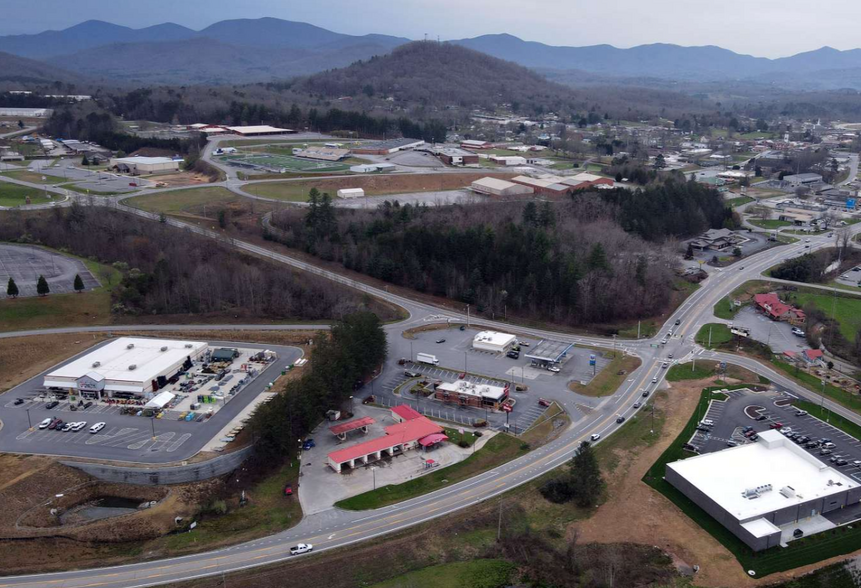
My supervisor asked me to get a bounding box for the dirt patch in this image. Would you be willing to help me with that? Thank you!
[151,172,214,188]
[0,333,110,394]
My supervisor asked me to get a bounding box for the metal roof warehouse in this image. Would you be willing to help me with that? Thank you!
[44,337,207,399]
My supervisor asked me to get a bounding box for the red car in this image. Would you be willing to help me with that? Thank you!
[538,398,551,407]
[284,484,293,497]
[458,373,466,379]
[769,422,783,429]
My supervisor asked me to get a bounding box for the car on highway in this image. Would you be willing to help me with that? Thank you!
[38,417,52,429]
[660,338,668,345]
[616,416,625,424]
[661,362,669,369]
[675,319,681,326]
[633,402,641,409]
[667,353,674,359]
[89,422,106,434]
[642,390,650,397]
[590,433,601,441]
[652,376,658,384]
[290,544,313,555]
[739,266,745,270]
[805,238,811,243]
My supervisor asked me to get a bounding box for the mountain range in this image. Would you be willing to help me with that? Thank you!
[4,18,861,89]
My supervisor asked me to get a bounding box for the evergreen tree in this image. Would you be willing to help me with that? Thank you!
[305,188,321,230]
[73,273,85,292]
[522,202,538,225]
[317,193,336,237]
[6,277,18,298]
[587,243,611,273]
[569,441,605,508]
[36,275,50,296]
[685,242,695,260]
[81,154,89,166]
[653,153,666,169]
[538,202,556,228]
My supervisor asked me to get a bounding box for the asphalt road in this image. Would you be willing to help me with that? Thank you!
[1,150,861,586]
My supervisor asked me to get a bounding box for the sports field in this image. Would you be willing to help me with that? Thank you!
[223,152,348,173]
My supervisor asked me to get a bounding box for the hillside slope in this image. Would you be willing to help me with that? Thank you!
[0,51,83,84]
[296,41,579,112]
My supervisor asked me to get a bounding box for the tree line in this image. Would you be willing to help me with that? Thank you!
[250,312,387,461]
[0,205,394,322]
[270,188,705,327]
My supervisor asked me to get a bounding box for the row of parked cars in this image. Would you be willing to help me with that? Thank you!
[38,417,105,434]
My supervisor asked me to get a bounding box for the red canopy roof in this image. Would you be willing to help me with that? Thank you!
[419,433,449,447]
[328,416,442,464]
[391,405,422,421]
[329,416,375,436]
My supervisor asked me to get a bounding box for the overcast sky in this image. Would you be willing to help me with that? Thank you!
[3,0,859,58]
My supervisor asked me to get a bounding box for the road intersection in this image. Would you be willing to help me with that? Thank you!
[1,146,861,586]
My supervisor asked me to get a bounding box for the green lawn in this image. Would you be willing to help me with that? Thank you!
[0,182,52,207]
[125,187,238,215]
[695,323,733,349]
[0,170,65,184]
[791,291,861,342]
[667,361,717,381]
[243,182,317,202]
[163,461,301,552]
[770,359,861,414]
[335,433,528,510]
[726,195,754,208]
[750,219,792,229]
[568,352,642,397]
[594,392,666,474]
[713,296,740,320]
[0,247,121,332]
[642,386,861,577]
[371,560,515,588]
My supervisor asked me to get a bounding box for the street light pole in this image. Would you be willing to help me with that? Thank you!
[26,408,32,430]
[150,416,156,440]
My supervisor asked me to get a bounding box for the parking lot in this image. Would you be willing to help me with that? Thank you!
[688,387,861,487]
[836,265,861,289]
[730,306,808,355]
[376,325,616,433]
[0,340,302,463]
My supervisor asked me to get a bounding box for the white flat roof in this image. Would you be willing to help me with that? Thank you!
[437,380,508,401]
[47,337,207,388]
[114,156,177,165]
[472,177,518,190]
[473,331,516,347]
[227,125,291,134]
[741,517,781,538]
[668,430,857,522]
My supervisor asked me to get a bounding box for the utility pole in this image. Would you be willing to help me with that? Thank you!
[637,320,641,339]
[466,304,470,327]
[692,356,696,373]
[708,326,712,349]
[497,501,503,542]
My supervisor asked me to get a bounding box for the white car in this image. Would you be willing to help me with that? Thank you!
[518,341,530,347]
[71,421,87,432]
[290,543,313,555]
[590,433,601,442]
[547,365,561,373]
[652,376,658,384]
[791,327,805,337]
[780,427,793,435]
[38,417,52,429]
[701,419,714,426]
[89,422,106,434]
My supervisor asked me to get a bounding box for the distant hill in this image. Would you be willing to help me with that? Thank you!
[295,41,579,111]
[0,51,83,84]
[47,37,406,86]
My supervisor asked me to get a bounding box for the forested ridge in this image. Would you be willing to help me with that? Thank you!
[0,205,394,321]
[270,181,723,327]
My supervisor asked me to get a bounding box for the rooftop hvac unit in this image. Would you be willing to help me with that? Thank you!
[92,361,101,368]
[779,486,796,498]
[128,364,137,371]
[127,343,135,349]
[160,346,168,352]
[742,484,773,499]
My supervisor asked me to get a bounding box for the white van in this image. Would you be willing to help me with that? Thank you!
[89,422,106,434]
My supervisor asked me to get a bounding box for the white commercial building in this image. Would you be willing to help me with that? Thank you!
[337,188,365,199]
[44,337,207,399]
[472,330,517,353]
[226,125,294,136]
[0,107,52,117]
[471,177,533,197]
[110,156,180,175]
[666,430,861,551]
[434,379,509,408]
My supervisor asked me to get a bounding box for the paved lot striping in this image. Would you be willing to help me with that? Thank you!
[0,243,99,297]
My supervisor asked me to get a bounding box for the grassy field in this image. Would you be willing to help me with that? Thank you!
[0,253,120,332]
[791,291,861,342]
[243,182,314,202]
[0,182,52,207]
[162,461,301,552]
[568,352,642,397]
[125,187,238,215]
[695,323,733,349]
[713,296,740,320]
[371,560,515,588]
[640,385,861,577]
[750,219,792,229]
[60,183,121,196]
[667,360,764,383]
[0,170,65,184]
[334,433,527,510]
[726,195,754,208]
[593,391,667,473]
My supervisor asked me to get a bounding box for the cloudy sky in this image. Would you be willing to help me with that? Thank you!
[2,0,858,58]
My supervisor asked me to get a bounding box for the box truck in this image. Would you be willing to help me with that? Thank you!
[416,353,439,365]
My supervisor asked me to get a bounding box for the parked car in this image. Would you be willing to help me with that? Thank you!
[791,327,805,337]
[48,418,63,430]
[756,415,767,421]
[284,484,293,496]
[518,341,530,347]
[726,440,738,447]
[38,417,52,429]
[435,339,446,344]
[796,410,808,416]
[45,400,59,409]
[820,449,833,456]
[749,433,759,441]
[404,370,420,378]
[303,439,316,451]
[60,423,73,432]
[290,544,313,555]
[83,401,93,409]
[742,426,753,433]
[744,430,756,438]
[701,419,714,426]
[793,529,804,539]
[72,421,87,432]
[696,426,711,433]
[89,422,106,434]
[507,351,520,359]
[770,422,783,429]
[547,366,561,373]
[836,459,849,466]
[13,398,24,405]
[538,398,551,407]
